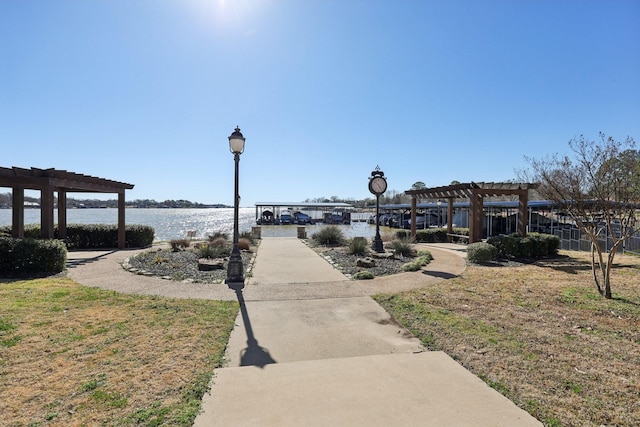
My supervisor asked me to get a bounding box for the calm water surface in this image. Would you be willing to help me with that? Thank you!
[0,208,379,241]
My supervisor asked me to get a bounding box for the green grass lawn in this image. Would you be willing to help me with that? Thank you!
[375,250,640,427]
[0,277,238,426]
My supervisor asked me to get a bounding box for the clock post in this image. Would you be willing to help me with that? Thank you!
[368,166,387,253]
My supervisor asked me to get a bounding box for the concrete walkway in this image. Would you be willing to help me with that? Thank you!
[66,238,542,426]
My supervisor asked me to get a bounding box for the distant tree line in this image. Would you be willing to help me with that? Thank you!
[304,190,411,208]
[0,193,228,209]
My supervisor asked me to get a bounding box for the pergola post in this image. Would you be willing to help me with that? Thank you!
[446,198,454,242]
[118,190,126,249]
[12,188,24,239]
[469,191,483,243]
[40,185,55,239]
[410,195,417,238]
[518,189,528,237]
[57,191,67,240]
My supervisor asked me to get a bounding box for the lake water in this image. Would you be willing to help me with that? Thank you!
[0,208,379,242]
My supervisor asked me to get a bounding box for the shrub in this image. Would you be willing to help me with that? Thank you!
[467,242,498,264]
[240,231,255,244]
[348,237,369,256]
[209,237,228,248]
[1,224,155,249]
[169,239,190,251]
[195,242,230,259]
[414,230,434,243]
[0,237,67,275]
[381,232,395,242]
[388,240,416,258]
[209,232,229,241]
[125,225,155,248]
[238,238,251,251]
[401,261,422,272]
[416,249,433,261]
[311,225,345,246]
[540,232,560,255]
[402,252,433,272]
[353,271,374,280]
[450,228,470,243]
[486,235,507,257]
[486,233,559,259]
[61,224,154,249]
[395,230,410,240]
[413,228,469,243]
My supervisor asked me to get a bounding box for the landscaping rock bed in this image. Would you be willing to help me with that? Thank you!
[124,248,255,284]
[124,242,422,283]
[319,248,409,277]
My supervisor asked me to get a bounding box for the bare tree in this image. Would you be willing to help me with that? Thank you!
[524,133,638,299]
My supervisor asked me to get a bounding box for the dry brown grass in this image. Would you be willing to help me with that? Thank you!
[0,278,238,426]
[375,250,640,427]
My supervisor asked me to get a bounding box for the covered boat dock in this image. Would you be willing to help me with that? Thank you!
[254,202,354,225]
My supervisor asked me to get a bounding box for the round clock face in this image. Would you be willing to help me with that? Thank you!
[369,176,387,195]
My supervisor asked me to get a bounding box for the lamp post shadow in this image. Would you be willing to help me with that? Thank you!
[233,288,277,368]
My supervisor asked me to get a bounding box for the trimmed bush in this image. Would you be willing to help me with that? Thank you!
[63,224,154,249]
[0,237,67,275]
[413,227,469,243]
[449,228,470,243]
[348,237,369,256]
[0,224,41,239]
[125,225,155,248]
[311,225,345,246]
[467,242,498,264]
[486,233,559,259]
[415,230,435,243]
[486,235,507,257]
[0,224,154,249]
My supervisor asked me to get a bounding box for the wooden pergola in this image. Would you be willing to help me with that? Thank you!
[405,182,539,243]
[0,167,134,249]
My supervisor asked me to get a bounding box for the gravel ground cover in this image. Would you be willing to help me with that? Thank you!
[126,241,416,282]
[319,247,409,277]
[125,247,255,283]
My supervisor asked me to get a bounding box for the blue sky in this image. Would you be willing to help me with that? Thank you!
[1,0,638,206]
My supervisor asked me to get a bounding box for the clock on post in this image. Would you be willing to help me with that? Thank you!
[369,166,387,253]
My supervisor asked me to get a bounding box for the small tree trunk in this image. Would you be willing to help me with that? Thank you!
[590,244,605,296]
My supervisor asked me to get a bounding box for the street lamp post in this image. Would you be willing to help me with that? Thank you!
[226,126,246,290]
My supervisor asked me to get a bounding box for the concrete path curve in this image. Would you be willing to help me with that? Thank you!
[66,238,541,427]
[66,239,468,301]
